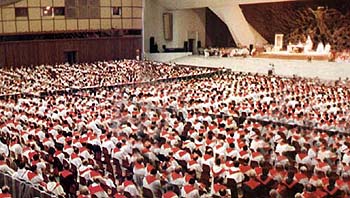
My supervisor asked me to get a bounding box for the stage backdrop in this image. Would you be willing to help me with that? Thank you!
[241,0,350,51]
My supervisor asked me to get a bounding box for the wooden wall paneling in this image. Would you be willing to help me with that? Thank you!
[104,38,111,60]
[115,37,122,58]
[126,37,134,58]
[36,41,45,65]
[126,37,133,58]
[17,42,30,66]
[104,39,113,60]
[86,39,96,62]
[119,37,125,58]
[134,36,141,55]
[77,39,87,63]
[25,42,34,66]
[70,39,79,59]
[1,44,8,67]
[113,38,121,59]
[88,39,101,62]
[37,41,50,65]
[0,43,6,67]
[130,37,140,58]
[62,39,74,51]
[128,37,134,58]
[105,38,115,60]
[53,40,62,64]
[110,38,115,60]
[6,43,16,66]
[11,43,20,66]
[48,40,59,65]
[97,39,107,61]
[4,43,12,67]
[0,36,142,67]
[86,39,94,63]
[27,42,36,65]
[12,43,20,66]
[2,44,8,67]
[107,38,115,60]
[26,41,39,66]
[57,40,73,63]
[111,37,119,60]
[101,38,112,61]
[119,37,127,58]
[95,39,104,62]
[133,37,141,58]
[128,38,134,58]
[52,40,59,64]
[128,38,133,58]
[116,37,123,59]
[87,40,98,62]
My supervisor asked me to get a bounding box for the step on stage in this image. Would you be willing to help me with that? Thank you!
[256,51,330,61]
[172,55,350,81]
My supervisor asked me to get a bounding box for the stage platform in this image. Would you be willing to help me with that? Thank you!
[170,55,350,81]
[144,52,192,62]
[256,51,329,61]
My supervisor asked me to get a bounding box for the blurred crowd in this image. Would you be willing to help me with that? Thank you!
[0,60,214,95]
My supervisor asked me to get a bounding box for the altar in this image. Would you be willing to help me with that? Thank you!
[287,44,304,53]
[256,51,330,61]
[256,34,331,61]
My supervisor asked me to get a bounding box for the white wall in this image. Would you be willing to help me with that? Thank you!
[171,9,206,49]
[144,0,206,53]
[144,0,166,53]
[155,0,271,47]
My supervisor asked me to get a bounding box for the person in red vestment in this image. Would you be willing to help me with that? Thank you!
[0,186,11,198]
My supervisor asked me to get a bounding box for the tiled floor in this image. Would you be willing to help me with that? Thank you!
[172,55,350,81]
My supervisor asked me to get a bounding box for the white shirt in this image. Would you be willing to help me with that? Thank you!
[0,142,9,156]
[46,181,65,196]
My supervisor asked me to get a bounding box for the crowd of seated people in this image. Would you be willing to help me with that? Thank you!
[203,47,250,58]
[0,186,11,198]
[0,61,350,198]
[0,60,215,96]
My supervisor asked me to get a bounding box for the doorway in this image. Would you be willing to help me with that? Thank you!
[187,31,198,54]
[64,51,77,64]
[188,39,194,53]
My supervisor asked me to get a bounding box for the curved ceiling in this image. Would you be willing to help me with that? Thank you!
[157,0,303,10]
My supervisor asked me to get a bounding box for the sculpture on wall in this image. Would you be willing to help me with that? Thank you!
[241,1,350,51]
[286,6,347,51]
[308,7,328,37]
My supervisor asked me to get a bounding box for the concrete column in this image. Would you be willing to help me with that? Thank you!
[209,4,267,47]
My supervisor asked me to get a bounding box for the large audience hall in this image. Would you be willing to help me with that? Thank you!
[0,60,349,198]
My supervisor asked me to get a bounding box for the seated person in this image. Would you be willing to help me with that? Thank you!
[0,186,11,198]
